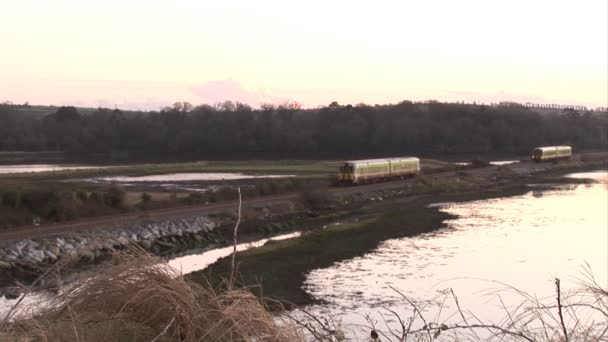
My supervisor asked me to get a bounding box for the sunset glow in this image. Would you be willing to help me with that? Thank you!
[1,0,606,109]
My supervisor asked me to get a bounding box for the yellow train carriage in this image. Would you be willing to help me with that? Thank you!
[387,157,420,178]
[338,157,420,184]
[532,145,572,162]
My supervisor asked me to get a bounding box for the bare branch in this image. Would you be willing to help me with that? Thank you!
[229,186,242,289]
[555,278,569,342]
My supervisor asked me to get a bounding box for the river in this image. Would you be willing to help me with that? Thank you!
[301,170,607,338]
[0,164,107,174]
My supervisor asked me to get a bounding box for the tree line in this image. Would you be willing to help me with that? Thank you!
[0,101,606,160]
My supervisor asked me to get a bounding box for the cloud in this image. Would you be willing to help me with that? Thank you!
[190,79,292,107]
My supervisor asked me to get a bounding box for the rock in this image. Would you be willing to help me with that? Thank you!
[13,240,28,255]
[78,249,95,261]
[49,246,61,257]
[28,250,45,263]
[155,240,176,249]
[139,240,152,249]
[44,250,58,261]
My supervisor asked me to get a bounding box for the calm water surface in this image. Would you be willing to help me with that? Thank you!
[96,173,294,182]
[303,170,607,334]
[169,232,301,274]
[0,164,106,174]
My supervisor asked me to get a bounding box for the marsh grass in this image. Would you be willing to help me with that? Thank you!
[0,250,303,342]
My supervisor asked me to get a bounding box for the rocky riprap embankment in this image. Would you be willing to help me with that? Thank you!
[0,215,223,297]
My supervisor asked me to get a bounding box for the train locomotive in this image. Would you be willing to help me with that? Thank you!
[531,146,572,162]
[338,157,420,184]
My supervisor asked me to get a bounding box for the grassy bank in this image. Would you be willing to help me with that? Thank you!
[193,198,453,306]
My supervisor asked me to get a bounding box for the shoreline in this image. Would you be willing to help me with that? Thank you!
[191,162,607,307]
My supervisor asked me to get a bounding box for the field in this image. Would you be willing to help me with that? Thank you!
[0,158,458,229]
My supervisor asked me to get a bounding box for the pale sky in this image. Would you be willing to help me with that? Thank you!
[1,0,606,110]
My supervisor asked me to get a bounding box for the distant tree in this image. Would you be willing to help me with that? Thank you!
[54,106,80,122]
[0,99,606,158]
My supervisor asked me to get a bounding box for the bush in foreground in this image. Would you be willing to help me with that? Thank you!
[0,251,302,342]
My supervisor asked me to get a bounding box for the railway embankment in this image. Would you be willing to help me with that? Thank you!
[0,215,220,296]
[0,198,321,297]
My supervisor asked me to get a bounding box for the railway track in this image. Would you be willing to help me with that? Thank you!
[0,153,605,242]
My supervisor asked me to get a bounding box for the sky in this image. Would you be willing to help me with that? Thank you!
[0,0,606,110]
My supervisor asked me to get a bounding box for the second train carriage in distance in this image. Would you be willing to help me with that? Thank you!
[338,157,420,184]
[531,145,572,162]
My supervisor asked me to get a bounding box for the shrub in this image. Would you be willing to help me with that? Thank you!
[1,190,20,208]
[471,158,490,168]
[76,190,88,201]
[103,183,126,208]
[299,188,332,210]
[89,191,102,202]
[0,252,302,342]
[141,192,152,203]
[22,190,57,211]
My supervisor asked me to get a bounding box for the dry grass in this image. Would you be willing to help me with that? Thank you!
[1,251,605,341]
[0,250,303,342]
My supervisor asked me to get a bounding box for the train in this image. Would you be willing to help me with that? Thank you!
[337,146,572,184]
[531,145,572,162]
[337,157,420,184]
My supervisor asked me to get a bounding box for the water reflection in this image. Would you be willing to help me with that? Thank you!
[303,170,608,331]
[489,160,519,165]
[169,232,301,274]
[0,164,106,174]
[95,173,294,183]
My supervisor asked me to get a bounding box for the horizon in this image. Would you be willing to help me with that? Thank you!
[2,97,605,113]
[1,0,607,110]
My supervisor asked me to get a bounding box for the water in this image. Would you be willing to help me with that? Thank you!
[0,231,301,320]
[490,160,519,165]
[0,164,106,174]
[452,160,520,166]
[95,173,294,182]
[302,170,607,337]
[169,232,301,274]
